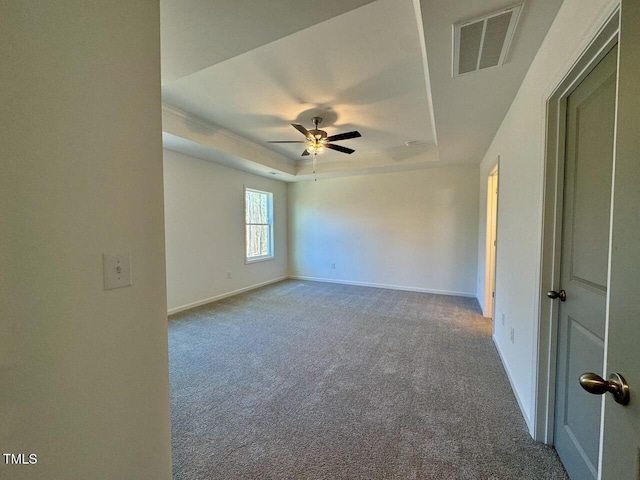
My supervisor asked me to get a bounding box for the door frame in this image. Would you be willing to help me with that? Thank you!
[533,7,620,444]
[484,161,499,325]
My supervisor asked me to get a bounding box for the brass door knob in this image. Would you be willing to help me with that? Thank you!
[547,289,567,301]
[579,372,630,405]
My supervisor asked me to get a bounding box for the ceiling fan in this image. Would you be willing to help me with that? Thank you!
[268,117,361,156]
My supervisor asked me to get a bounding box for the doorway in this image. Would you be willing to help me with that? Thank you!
[484,163,499,326]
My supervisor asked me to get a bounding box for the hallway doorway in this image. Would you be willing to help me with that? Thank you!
[484,163,499,327]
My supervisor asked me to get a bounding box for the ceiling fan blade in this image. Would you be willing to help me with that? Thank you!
[301,149,310,156]
[326,131,361,142]
[268,140,306,143]
[326,143,355,154]
[291,123,312,138]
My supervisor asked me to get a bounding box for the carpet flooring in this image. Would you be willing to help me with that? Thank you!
[169,280,567,479]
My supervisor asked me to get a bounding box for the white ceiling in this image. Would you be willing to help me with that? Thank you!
[160,0,563,181]
[161,0,377,83]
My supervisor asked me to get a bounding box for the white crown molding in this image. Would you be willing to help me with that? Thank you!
[294,141,441,178]
[412,0,439,146]
[161,104,450,181]
[162,103,297,172]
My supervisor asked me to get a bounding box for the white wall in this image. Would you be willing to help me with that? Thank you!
[476,0,619,433]
[163,149,288,313]
[289,165,479,296]
[0,2,172,479]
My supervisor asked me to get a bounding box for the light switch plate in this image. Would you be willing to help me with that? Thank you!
[103,253,132,290]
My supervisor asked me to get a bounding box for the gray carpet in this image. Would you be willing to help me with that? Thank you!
[169,280,567,479]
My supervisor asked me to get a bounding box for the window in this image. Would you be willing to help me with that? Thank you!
[245,188,274,262]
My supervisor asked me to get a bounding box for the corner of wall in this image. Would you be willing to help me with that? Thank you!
[163,149,290,312]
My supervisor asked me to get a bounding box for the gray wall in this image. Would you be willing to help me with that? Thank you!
[0,2,172,478]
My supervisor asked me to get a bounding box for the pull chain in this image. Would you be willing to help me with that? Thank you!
[313,153,317,182]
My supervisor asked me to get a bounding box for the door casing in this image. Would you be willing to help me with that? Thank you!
[484,161,499,323]
[534,7,620,445]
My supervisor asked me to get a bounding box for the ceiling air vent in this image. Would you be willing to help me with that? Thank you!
[452,4,522,77]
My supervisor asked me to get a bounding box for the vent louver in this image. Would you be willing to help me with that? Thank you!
[453,4,522,77]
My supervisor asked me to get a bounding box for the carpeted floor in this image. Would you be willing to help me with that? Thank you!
[169,280,567,479]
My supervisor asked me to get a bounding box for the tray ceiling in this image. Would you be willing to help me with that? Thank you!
[161,0,563,181]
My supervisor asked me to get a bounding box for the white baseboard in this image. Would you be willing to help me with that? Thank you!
[168,275,476,315]
[167,276,289,315]
[477,295,489,317]
[493,335,534,434]
[288,275,476,298]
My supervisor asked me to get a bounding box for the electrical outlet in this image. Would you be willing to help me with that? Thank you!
[510,327,515,344]
[227,272,231,279]
[501,313,505,326]
[331,263,336,269]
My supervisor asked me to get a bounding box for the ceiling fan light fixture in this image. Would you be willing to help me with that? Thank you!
[306,140,326,155]
[268,116,361,157]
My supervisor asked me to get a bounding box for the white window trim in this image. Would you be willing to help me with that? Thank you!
[244,187,274,264]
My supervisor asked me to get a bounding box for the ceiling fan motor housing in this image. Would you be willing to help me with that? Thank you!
[309,117,326,139]
[308,129,327,140]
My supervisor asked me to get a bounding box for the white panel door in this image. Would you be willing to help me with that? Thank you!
[554,45,617,480]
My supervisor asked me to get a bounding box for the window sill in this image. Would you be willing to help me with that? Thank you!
[245,256,275,265]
